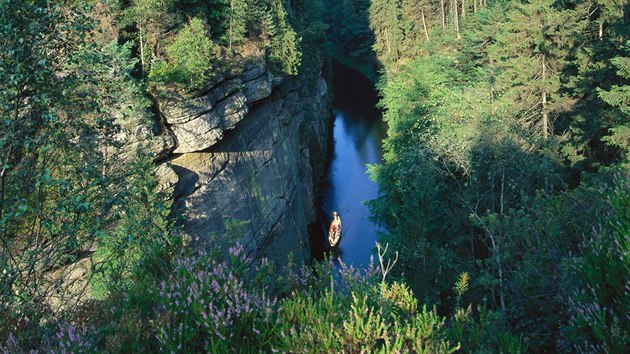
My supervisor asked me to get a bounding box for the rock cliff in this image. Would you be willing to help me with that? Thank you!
[151,62,330,264]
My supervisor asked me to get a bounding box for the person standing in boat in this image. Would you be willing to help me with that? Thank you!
[329,211,342,247]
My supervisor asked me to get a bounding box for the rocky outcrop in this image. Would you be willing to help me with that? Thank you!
[157,65,274,154]
[43,58,327,314]
[115,124,175,162]
[155,63,329,264]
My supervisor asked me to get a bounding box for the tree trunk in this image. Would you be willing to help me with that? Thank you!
[500,166,505,216]
[385,27,391,55]
[453,0,461,38]
[498,249,506,312]
[542,54,548,139]
[462,0,465,19]
[441,0,446,28]
[0,161,6,220]
[139,29,145,76]
[599,21,604,40]
[474,0,477,13]
[469,207,506,313]
[422,9,430,41]
[229,0,233,50]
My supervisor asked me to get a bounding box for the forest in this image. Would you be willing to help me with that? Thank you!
[1,0,628,352]
[364,0,629,351]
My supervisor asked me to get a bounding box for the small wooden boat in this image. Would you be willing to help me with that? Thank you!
[328,211,342,247]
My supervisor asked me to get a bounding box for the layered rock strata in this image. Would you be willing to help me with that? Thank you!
[152,63,329,264]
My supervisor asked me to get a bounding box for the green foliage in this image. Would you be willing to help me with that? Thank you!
[369,0,406,66]
[0,0,174,341]
[224,0,248,48]
[598,41,630,164]
[453,272,469,308]
[129,0,175,23]
[323,0,377,80]
[120,0,176,74]
[560,172,630,353]
[149,18,218,90]
[90,154,174,299]
[256,0,302,75]
[367,0,630,352]
[134,0,306,87]
[273,259,522,353]
[276,263,457,353]
[449,304,527,353]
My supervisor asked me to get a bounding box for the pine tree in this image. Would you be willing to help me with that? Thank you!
[268,0,302,75]
[226,0,248,49]
[124,0,175,75]
[369,0,405,66]
[488,0,578,139]
[598,41,630,163]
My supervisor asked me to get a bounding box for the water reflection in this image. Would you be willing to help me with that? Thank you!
[310,62,386,267]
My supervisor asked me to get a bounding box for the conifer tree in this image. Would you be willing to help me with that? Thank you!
[598,41,630,163]
[226,0,248,49]
[124,0,175,75]
[369,0,405,66]
[488,0,578,139]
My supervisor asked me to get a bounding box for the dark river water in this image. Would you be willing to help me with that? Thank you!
[310,62,387,267]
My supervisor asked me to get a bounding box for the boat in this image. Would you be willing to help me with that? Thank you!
[328,211,342,247]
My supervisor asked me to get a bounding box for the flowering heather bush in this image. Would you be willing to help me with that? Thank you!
[1,323,93,354]
[560,175,630,353]
[149,247,521,352]
[1,241,528,353]
[151,245,455,353]
[153,244,279,352]
[337,256,380,291]
[1,333,23,354]
[47,323,95,354]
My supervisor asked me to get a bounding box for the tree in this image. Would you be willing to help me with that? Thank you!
[369,0,405,66]
[124,0,175,75]
[325,0,375,61]
[0,0,171,334]
[401,0,431,44]
[226,0,248,49]
[366,0,629,351]
[598,41,630,164]
[561,173,630,353]
[488,0,578,140]
[149,18,218,90]
[262,0,302,75]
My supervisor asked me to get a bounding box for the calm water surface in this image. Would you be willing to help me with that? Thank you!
[310,62,386,267]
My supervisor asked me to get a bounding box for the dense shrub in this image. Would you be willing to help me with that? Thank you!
[560,173,630,353]
[2,241,529,352]
[149,18,219,90]
[1,323,94,354]
[153,245,278,352]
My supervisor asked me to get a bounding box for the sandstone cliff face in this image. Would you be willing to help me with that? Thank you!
[43,64,328,313]
[153,63,329,264]
[157,67,270,154]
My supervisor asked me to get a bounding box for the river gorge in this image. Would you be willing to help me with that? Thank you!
[310,62,386,267]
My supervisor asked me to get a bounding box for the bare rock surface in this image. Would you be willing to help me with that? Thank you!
[166,76,329,263]
[158,63,276,154]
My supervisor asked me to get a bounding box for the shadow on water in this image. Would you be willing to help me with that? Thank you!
[309,61,386,267]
